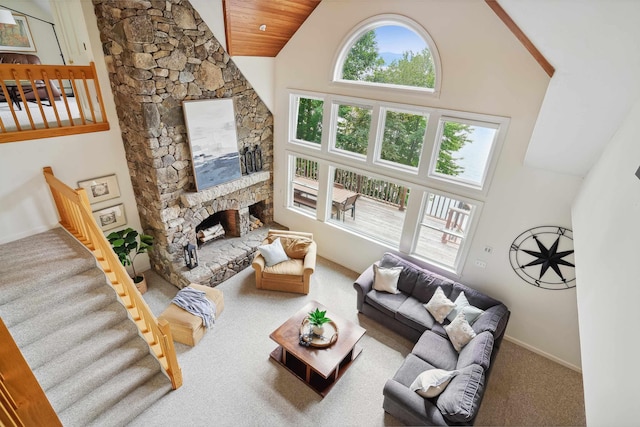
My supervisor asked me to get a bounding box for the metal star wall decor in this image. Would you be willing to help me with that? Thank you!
[509,226,576,290]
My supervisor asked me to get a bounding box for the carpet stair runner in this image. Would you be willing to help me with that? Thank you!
[0,228,172,426]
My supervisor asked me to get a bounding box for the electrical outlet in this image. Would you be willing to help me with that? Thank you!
[483,246,493,254]
[474,260,487,269]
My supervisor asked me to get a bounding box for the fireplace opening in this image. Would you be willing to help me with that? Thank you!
[196,211,229,246]
[249,201,267,230]
[196,202,267,247]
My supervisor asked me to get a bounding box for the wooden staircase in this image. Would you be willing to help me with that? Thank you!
[0,228,171,426]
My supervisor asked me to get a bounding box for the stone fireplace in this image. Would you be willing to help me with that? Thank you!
[92,0,274,289]
[170,170,272,288]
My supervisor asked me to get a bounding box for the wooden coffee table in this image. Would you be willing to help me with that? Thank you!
[269,300,366,397]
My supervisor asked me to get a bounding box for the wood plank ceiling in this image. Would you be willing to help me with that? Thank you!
[222,0,321,57]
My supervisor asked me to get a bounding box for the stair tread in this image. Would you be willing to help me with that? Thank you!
[58,356,168,427]
[9,285,118,348]
[0,267,107,327]
[47,336,151,414]
[0,228,96,304]
[20,301,128,370]
[88,372,172,427]
[34,319,142,391]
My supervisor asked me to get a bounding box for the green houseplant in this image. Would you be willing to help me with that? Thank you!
[308,308,332,335]
[107,227,154,293]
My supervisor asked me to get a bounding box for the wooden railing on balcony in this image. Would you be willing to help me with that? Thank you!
[42,167,182,390]
[0,62,109,144]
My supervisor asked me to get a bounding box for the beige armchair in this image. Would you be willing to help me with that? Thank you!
[252,230,317,294]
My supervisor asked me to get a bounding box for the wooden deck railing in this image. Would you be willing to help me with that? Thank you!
[295,158,467,219]
[42,167,182,390]
[0,63,109,144]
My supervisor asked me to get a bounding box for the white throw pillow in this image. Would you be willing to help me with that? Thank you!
[423,287,456,324]
[410,369,457,398]
[444,311,477,352]
[258,237,289,267]
[446,292,484,324]
[372,264,402,294]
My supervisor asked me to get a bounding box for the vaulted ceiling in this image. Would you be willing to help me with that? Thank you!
[220,0,640,178]
[222,0,321,57]
[500,0,640,177]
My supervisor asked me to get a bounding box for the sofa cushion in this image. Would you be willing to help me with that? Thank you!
[380,252,422,295]
[444,311,477,352]
[424,286,456,324]
[471,304,510,338]
[396,296,436,333]
[263,259,304,276]
[391,353,437,388]
[457,331,493,371]
[437,364,485,424]
[365,289,408,318]
[450,283,502,311]
[411,270,455,304]
[410,368,458,398]
[373,264,402,294]
[411,331,458,371]
[266,235,312,259]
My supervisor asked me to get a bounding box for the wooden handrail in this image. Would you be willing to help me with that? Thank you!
[0,63,110,143]
[42,167,182,390]
[1,318,62,427]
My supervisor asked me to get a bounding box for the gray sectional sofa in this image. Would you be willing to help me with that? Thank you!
[353,252,510,425]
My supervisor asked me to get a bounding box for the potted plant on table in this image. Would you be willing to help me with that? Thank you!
[308,308,332,336]
[107,227,154,294]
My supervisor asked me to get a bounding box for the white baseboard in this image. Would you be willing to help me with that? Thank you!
[504,335,582,373]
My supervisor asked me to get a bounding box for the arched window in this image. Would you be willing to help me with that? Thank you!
[333,15,441,95]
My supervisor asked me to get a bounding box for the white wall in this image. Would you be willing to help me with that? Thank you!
[190,0,275,111]
[273,0,584,368]
[572,97,640,425]
[0,1,148,273]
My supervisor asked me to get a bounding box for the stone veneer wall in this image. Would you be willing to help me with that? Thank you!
[91,0,273,288]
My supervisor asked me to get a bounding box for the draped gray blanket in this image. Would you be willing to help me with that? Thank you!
[171,287,216,328]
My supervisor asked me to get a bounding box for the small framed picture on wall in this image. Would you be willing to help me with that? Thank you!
[78,174,120,204]
[93,204,126,231]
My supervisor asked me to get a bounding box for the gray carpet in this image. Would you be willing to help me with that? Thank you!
[0,228,172,427]
[135,259,586,426]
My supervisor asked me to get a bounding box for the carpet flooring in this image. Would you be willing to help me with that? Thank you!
[134,258,586,426]
[0,228,172,426]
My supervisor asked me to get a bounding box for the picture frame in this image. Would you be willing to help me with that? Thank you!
[92,204,126,232]
[0,15,36,52]
[78,174,120,204]
[183,98,242,191]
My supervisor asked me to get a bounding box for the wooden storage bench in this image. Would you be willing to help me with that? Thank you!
[158,283,224,346]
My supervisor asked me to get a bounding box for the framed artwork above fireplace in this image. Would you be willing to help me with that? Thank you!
[184,98,243,191]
